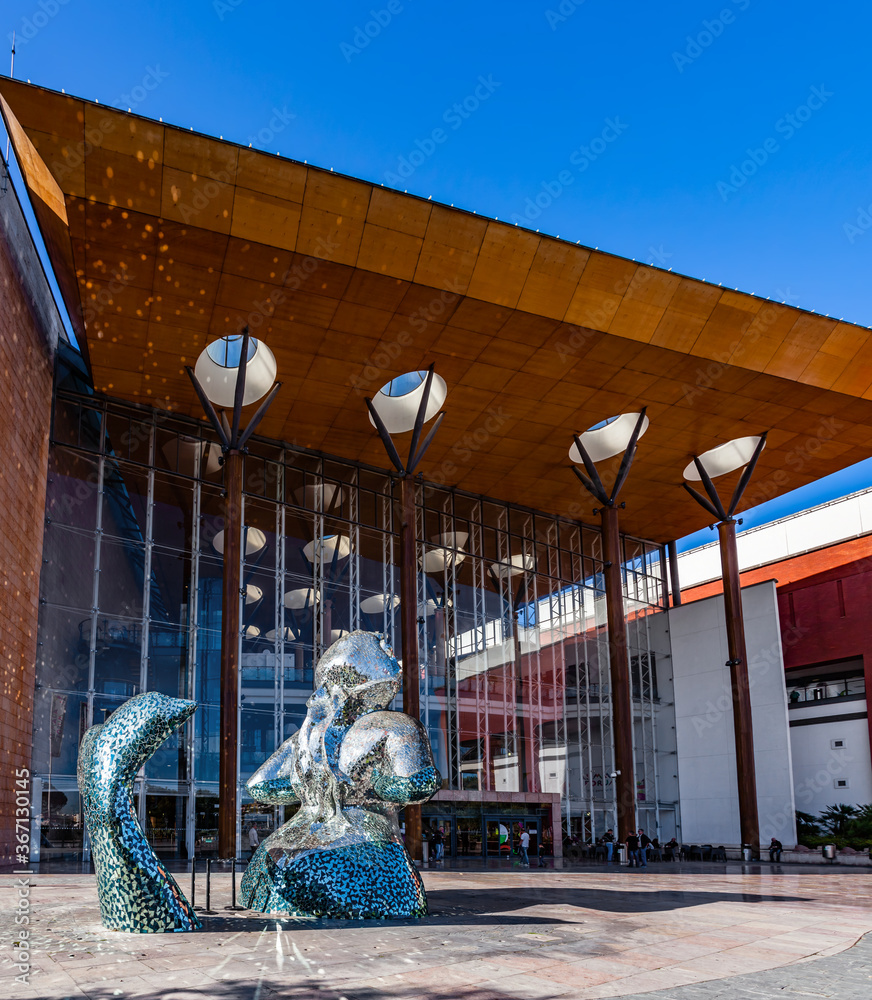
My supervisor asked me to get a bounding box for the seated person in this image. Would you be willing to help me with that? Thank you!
[769,837,783,862]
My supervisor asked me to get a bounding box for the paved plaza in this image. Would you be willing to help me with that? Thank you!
[2,863,871,999]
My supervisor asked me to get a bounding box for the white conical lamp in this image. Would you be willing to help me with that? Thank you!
[213,526,267,557]
[683,436,764,481]
[194,335,277,408]
[284,587,319,610]
[368,370,447,434]
[569,412,650,464]
[302,535,351,562]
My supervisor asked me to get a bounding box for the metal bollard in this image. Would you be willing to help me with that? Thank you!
[224,856,245,911]
[203,857,215,914]
[190,857,196,909]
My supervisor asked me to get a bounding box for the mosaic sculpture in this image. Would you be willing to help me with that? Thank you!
[240,631,441,918]
[77,692,201,933]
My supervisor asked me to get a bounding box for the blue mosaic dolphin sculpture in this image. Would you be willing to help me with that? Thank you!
[77,691,200,933]
[240,631,440,919]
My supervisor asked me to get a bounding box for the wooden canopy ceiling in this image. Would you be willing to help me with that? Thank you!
[3,77,872,543]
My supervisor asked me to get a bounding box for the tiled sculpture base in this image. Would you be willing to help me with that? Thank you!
[240,631,440,919]
[77,691,200,933]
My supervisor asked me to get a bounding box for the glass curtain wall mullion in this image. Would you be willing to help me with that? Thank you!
[138,449,155,837]
[186,474,202,861]
[139,459,155,702]
[87,452,105,713]
[349,473,360,634]
[645,614,662,836]
[235,491,246,853]
[276,481,285,783]
[313,463,325,659]
[414,493,429,734]
[468,519,488,792]
[581,634,595,838]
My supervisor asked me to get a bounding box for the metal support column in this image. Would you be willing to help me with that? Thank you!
[601,505,636,844]
[667,540,682,607]
[398,475,422,863]
[219,448,243,859]
[681,432,768,857]
[718,518,760,855]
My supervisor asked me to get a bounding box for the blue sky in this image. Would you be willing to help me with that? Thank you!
[4,0,872,547]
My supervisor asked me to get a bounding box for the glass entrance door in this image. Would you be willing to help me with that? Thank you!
[485,817,540,860]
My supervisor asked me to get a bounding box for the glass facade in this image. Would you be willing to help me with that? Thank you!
[32,388,678,862]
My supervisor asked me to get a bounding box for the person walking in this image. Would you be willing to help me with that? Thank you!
[638,828,650,868]
[519,828,530,866]
[626,830,640,868]
[247,823,259,859]
[603,827,615,863]
[434,826,445,863]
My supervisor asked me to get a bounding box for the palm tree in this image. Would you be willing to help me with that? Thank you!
[820,803,857,838]
[795,810,821,841]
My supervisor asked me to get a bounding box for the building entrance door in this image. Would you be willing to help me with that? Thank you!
[484,817,540,861]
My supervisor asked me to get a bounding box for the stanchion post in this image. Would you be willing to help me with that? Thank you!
[224,856,245,911]
[205,857,213,914]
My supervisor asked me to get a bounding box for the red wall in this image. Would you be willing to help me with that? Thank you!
[0,212,55,867]
[681,534,872,759]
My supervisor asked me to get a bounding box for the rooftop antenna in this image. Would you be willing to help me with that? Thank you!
[4,32,14,173]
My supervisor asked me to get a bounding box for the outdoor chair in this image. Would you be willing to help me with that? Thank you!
[594,844,607,862]
[689,845,703,861]
[700,844,713,861]
[710,845,727,861]
[647,846,663,862]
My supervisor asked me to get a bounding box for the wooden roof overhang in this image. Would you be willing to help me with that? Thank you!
[3,77,872,543]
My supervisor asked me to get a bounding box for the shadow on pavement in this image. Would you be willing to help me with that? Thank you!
[185,884,811,933]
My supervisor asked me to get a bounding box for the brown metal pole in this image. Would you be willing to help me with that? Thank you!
[398,476,423,862]
[601,506,636,845]
[667,540,682,607]
[717,519,760,856]
[219,448,243,859]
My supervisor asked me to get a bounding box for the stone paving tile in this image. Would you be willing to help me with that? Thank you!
[2,867,871,999]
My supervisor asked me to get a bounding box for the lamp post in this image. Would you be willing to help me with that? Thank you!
[186,327,281,859]
[681,433,767,858]
[569,410,649,845]
[365,366,447,864]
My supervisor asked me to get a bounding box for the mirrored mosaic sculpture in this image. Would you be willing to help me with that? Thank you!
[77,692,201,933]
[240,631,440,919]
